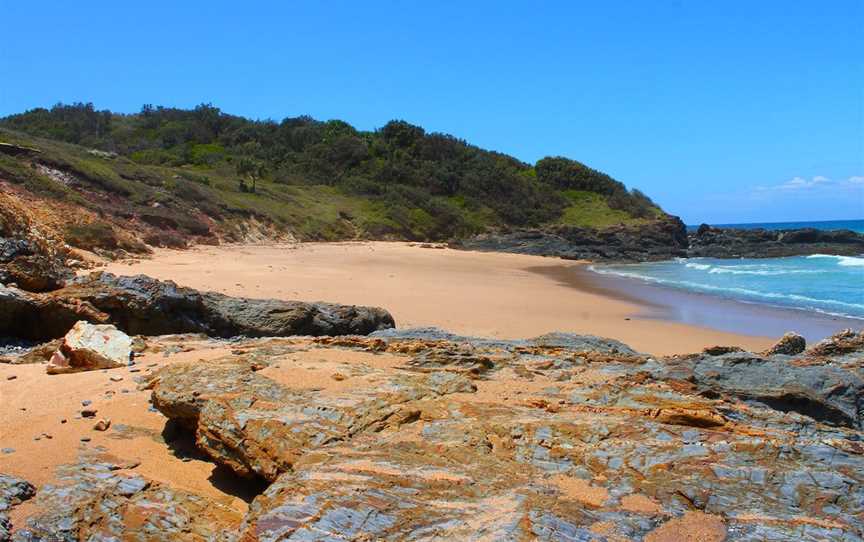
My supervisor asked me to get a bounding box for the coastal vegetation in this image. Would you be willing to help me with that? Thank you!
[0,103,663,247]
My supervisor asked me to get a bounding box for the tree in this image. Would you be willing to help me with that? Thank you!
[236,157,265,193]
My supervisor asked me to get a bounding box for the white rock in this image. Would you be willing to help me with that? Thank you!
[47,321,132,374]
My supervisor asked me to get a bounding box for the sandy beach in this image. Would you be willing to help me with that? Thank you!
[101,242,781,356]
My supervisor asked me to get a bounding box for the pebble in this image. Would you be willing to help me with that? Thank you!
[60,419,67,424]
[129,368,141,373]
[110,376,123,382]
[80,437,91,442]
[1,448,14,454]
[82,400,92,406]
[6,375,16,380]
[81,408,98,418]
[93,419,111,431]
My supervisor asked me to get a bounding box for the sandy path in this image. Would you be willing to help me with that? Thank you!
[102,242,774,355]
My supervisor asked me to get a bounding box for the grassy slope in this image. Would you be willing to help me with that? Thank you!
[0,127,660,254]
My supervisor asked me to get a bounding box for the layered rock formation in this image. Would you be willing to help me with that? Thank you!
[83,327,862,540]
[454,216,689,262]
[688,224,864,258]
[0,272,395,342]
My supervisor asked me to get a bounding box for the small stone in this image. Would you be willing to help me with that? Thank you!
[80,436,91,442]
[1,448,14,454]
[764,332,807,356]
[331,373,347,381]
[110,376,123,382]
[93,419,111,431]
[129,368,141,373]
[6,375,16,380]
[81,408,98,418]
[81,400,92,406]
[60,419,67,424]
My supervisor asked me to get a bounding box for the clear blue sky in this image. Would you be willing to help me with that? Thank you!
[2,0,862,224]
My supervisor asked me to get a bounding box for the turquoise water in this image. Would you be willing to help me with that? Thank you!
[593,220,864,319]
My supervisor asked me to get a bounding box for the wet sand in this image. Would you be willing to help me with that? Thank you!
[102,241,787,355]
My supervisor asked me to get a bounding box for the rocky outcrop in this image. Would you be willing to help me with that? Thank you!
[0,237,71,293]
[138,327,864,540]
[11,451,240,541]
[46,321,132,374]
[0,474,35,542]
[456,218,864,262]
[0,190,75,293]
[661,331,864,429]
[688,224,864,258]
[454,216,689,262]
[0,272,395,341]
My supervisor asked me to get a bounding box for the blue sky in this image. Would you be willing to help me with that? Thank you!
[2,1,862,224]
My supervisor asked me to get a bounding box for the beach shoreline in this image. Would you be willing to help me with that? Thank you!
[531,263,860,344]
[93,240,843,356]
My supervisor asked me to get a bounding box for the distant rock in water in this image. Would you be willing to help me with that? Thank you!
[454,216,689,262]
[0,271,395,341]
[688,224,864,258]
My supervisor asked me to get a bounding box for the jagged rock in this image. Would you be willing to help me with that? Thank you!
[807,328,864,358]
[0,339,61,364]
[0,272,395,342]
[149,355,475,481]
[661,336,864,429]
[454,216,689,262]
[688,224,864,258]
[46,321,132,374]
[763,331,806,356]
[145,330,864,539]
[12,452,239,541]
[0,473,35,542]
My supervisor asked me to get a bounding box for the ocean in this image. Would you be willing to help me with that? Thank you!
[591,219,864,320]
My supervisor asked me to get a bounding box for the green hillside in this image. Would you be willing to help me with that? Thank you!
[0,103,663,251]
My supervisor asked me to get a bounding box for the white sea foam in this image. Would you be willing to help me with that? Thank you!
[706,267,820,276]
[589,263,864,316]
[807,254,864,266]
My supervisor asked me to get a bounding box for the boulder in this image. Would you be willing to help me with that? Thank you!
[763,331,806,356]
[0,271,395,342]
[46,321,132,374]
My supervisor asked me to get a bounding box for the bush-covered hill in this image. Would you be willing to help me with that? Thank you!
[0,102,665,253]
